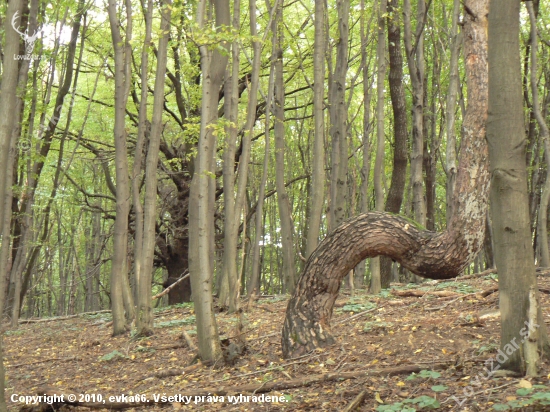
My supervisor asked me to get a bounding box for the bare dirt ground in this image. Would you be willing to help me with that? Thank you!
[5,273,550,411]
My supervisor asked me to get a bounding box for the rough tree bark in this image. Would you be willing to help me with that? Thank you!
[328,0,350,231]
[404,0,426,229]
[488,0,547,374]
[380,0,409,288]
[281,0,489,358]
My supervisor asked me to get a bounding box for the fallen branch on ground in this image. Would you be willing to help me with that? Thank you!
[8,356,78,368]
[391,289,460,298]
[343,390,367,412]
[17,310,111,324]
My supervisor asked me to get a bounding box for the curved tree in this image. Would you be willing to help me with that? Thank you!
[281,0,489,359]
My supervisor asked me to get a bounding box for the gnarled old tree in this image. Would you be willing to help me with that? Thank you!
[282,0,489,358]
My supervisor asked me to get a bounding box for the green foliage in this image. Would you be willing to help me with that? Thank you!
[430,385,448,392]
[492,386,550,410]
[342,301,377,313]
[433,282,476,294]
[406,370,441,380]
[157,316,196,328]
[100,350,127,362]
[5,329,24,336]
[376,395,440,411]
[476,343,499,355]
[363,321,393,332]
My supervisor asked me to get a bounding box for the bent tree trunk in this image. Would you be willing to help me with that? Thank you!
[281,0,489,358]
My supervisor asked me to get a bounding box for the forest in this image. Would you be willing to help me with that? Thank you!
[1,0,550,410]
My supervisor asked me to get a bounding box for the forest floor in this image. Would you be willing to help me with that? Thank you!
[5,273,550,411]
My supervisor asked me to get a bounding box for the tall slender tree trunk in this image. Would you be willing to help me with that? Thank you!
[219,0,241,307]
[404,0,426,228]
[107,0,134,335]
[282,0,489,358]
[248,38,276,297]
[136,0,171,336]
[356,0,373,287]
[380,0,409,288]
[370,0,387,294]
[445,0,461,225]
[131,0,153,309]
[305,0,326,258]
[273,0,296,294]
[488,0,547,374]
[526,2,550,267]
[189,0,229,362]
[328,0,350,231]
[220,0,263,310]
[0,0,24,405]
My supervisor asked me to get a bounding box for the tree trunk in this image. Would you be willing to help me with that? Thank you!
[370,0,387,294]
[220,0,262,310]
[189,0,229,363]
[328,0,350,231]
[526,2,550,268]
[107,0,134,335]
[282,0,489,358]
[404,0,426,228]
[487,0,547,374]
[356,0,373,287]
[248,37,275,297]
[219,0,241,307]
[381,0,409,289]
[136,0,171,336]
[445,0,461,226]
[0,0,25,405]
[273,0,296,294]
[305,0,326,258]
[131,0,153,311]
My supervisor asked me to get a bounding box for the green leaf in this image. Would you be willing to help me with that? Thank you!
[492,404,510,411]
[516,388,534,396]
[417,370,441,379]
[431,385,448,392]
[412,395,440,409]
[100,350,127,361]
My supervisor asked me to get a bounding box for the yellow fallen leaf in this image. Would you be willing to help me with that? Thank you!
[414,349,423,354]
[506,396,516,402]
[371,359,379,365]
[375,393,384,404]
[518,379,532,389]
[396,381,405,387]
[442,348,447,354]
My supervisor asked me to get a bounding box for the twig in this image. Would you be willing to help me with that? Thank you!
[152,271,189,301]
[182,330,197,352]
[8,356,78,368]
[343,390,367,412]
